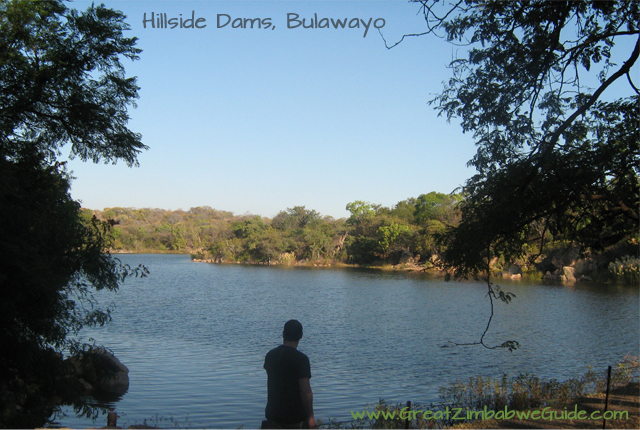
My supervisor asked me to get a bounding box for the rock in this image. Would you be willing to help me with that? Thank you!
[573,258,596,275]
[97,352,129,395]
[551,245,581,269]
[78,378,93,393]
[500,265,522,279]
[71,349,129,395]
[562,266,576,283]
[507,264,523,276]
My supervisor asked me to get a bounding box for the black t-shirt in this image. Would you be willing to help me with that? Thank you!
[264,345,311,424]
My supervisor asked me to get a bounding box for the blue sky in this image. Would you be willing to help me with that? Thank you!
[64,1,638,220]
[65,0,478,219]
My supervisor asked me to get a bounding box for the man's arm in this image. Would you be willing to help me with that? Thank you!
[298,377,315,428]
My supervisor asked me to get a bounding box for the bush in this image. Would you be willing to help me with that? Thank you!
[325,356,639,429]
[608,256,640,284]
[440,355,639,413]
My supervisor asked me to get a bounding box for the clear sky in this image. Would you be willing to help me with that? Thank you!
[65,0,480,219]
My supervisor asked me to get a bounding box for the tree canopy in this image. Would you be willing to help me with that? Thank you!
[0,0,146,165]
[407,0,639,279]
[0,0,146,426]
[376,0,640,351]
[95,194,462,267]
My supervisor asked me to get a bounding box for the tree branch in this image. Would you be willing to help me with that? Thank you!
[379,0,465,49]
[442,244,519,352]
[535,34,640,162]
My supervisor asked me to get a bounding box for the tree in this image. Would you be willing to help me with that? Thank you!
[377,221,412,259]
[345,200,378,224]
[388,197,417,224]
[0,0,146,165]
[272,206,322,231]
[345,201,382,264]
[384,1,638,351]
[411,0,639,278]
[0,0,146,426]
[414,192,461,226]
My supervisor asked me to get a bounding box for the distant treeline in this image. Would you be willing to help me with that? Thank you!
[87,192,462,266]
[88,191,638,282]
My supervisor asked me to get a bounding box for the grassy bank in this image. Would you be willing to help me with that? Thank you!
[322,355,639,429]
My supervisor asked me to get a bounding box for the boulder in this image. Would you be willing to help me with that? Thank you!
[501,264,523,279]
[551,245,582,269]
[562,266,576,283]
[71,349,129,395]
[78,378,93,393]
[507,264,523,275]
[573,258,596,275]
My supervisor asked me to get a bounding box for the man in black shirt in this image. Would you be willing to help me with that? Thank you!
[263,320,315,429]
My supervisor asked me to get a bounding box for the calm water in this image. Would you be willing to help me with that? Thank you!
[56,254,639,429]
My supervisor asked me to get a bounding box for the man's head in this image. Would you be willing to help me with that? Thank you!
[282,319,303,343]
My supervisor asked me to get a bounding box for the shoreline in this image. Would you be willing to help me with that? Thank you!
[108,251,638,284]
[190,257,441,274]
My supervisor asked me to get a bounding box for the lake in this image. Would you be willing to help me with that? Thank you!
[56,254,639,429]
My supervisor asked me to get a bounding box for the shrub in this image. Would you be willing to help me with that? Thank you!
[608,256,640,284]
[440,355,639,413]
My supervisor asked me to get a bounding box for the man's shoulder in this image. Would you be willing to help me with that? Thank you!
[289,348,310,370]
[265,345,283,362]
[293,348,309,361]
[264,345,309,362]
[266,345,284,355]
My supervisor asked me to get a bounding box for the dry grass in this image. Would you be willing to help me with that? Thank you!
[454,382,639,429]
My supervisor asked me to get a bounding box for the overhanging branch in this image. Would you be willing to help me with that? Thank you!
[535,34,640,163]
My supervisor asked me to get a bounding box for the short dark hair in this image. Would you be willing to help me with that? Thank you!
[283,319,303,342]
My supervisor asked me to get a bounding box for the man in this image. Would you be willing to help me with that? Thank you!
[263,320,315,429]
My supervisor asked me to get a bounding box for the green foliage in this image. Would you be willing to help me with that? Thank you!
[608,256,640,284]
[414,192,461,226]
[87,193,462,268]
[344,196,460,264]
[273,205,322,231]
[170,223,188,251]
[377,222,412,258]
[0,0,147,426]
[388,197,416,224]
[418,0,640,279]
[0,0,146,165]
[92,190,634,275]
[0,155,148,428]
[346,200,378,224]
[302,226,334,261]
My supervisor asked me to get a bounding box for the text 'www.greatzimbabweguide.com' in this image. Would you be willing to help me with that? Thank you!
[351,405,630,422]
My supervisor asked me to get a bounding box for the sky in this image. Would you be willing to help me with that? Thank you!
[64,0,479,219]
